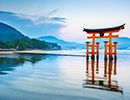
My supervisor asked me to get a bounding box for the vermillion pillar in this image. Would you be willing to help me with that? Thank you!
[86,42,90,59]
[91,59,95,84]
[109,33,113,60]
[108,60,113,87]
[113,42,118,60]
[91,34,95,59]
[104,59,107,77]
[96,42,100,59]
[104,41,108,60]
[86,57,89,73]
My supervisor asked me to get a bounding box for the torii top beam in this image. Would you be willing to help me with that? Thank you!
[83,24,125,36]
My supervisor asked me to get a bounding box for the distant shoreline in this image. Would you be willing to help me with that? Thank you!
[0,50,47,54]
[0,51,14,54]
[0,49,130,56]
[0,49,86,57]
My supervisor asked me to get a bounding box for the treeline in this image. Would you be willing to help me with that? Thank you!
[0,38,61,50]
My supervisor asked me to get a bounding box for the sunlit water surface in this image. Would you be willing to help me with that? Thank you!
[0,50,130,100]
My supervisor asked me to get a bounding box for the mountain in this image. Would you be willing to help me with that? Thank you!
[94,37,130,50]
[0,22,27,41]
[38,36,85,49]
[0,22,61,50]
[38,36,130,50]
[112,37,130,49]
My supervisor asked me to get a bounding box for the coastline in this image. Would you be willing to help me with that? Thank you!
[0,50,47,54]
[0,49,86,57]
[0,49,129,57]
[0,51,14,54]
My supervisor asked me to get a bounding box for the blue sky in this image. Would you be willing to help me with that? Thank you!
[0,0,130,43]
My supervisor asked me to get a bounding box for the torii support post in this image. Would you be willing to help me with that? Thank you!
[104,59,108,77]
[96,42,100,60]
[96,54,99,74]
[91,34,95,60]
[86,42,90,59]
[91,59,95,84]
[108,60,113,87]
[104,41,108,60]
[109,33,113,60]
[113,55,117,75]
[85,41,100,60]
[113,42,118,60]
[104,32,118,60]
[86,57,89,74]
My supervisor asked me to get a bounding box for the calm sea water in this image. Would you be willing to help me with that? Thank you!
[0,50,130,100]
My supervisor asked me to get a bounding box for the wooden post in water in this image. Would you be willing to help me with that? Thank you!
[91,59,95,84]
[96,55,99,74]
[108,60,113,87]
[114,57,117,75]
[96,42,100,60]
[91,34,95,60]
[113,42,118,60]
[104,41,108,60]
[104,59,108,77]
[86,57,89,73]
[109,33,113,60]
[86,42,90,59]
[113,45,117,75]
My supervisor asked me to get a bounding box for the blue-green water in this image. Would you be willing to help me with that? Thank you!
[0,50,130,100]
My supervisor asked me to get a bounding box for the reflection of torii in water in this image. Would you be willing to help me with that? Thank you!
[83,57,123,94]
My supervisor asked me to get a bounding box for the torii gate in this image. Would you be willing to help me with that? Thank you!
[83,24,125,60]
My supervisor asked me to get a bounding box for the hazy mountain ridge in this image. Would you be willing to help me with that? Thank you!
[38,36,85,49]
[38,36,130,50]
[94,37,130,50]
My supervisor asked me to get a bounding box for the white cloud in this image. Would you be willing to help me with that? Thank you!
[13,10,66,25]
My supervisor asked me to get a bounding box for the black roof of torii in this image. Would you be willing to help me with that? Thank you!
[83,24,125,33]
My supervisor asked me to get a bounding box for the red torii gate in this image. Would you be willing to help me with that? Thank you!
[83,24,125,60]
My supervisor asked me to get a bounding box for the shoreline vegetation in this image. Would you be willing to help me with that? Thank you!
[0,38,61,50]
